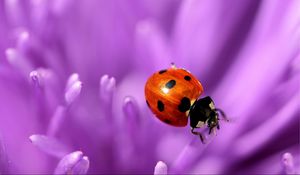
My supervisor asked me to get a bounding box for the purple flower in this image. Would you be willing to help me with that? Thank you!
[0,0,299,174]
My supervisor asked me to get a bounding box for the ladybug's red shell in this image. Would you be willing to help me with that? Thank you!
[145,66,203,127]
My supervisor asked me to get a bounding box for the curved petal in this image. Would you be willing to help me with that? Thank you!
[29,134,70,158]
[54,151,89,175]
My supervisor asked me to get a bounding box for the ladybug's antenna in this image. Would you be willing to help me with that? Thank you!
[215,108,229,122]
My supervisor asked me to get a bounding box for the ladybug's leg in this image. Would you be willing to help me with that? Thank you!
[209,127,213,134]
[191,128,205,143]
[215,108,229,122]
[209,126,218,135]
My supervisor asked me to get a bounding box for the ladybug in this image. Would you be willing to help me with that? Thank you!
[145,64,227,142]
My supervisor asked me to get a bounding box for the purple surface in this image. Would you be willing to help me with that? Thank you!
[0,0,299,174]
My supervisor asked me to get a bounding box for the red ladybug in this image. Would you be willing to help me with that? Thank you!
[145,64,227,142]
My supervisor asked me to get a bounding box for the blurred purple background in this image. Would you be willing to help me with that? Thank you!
[0,0,299,174]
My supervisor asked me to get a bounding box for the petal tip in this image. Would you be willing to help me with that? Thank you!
[54,151,89,175]
[65,80,82,105]
[99,74,116,103]
[154,161,168,175]
[282,152,296,174]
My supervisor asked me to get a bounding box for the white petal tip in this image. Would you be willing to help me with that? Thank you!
[5,48,17,63]
[54,151,90,175]
[282,152,296,174]
[72,156,90,174]
[29,68,54,88]
[122,96,139,120]
[100,74,109,85]
[29,70,40,85]
[66,73,80,91]
[18,31,30,46]
[65,81,82,105]
[123,96,132,104]
[99,74,116,102]
[154,161,168,175]
[29,134,38,143]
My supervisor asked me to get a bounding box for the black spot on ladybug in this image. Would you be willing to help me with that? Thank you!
[159,69,167,74]
[164,119,171,124]
[146,100,150,107]
[178,97,191,112]
[165,80,176,89]
[157,100,164,112]
[184,76,191,81]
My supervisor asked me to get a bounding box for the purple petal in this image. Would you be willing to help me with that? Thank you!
[29,134,70,158]
[72,156,90,175]
[173,0,258,75]
[65,80,82,105]
[282,153,296,174]
[29,70,41,89]
[212,0,299,148]
[233,94,299,157]
[190,157,223,174]
[54,151,89,175]
[99,74,116,104]
[0,136,9,174]
[29,68,54,88]
[30,0,49,30]
[154,161,167,175]
[16,30,30,53]
[49,0,73,16]
[65,73,80,92]
[123,96,140,125]
[4,0,24,26]
[29,68,62,115]
[122,96,141,141]
[134,20,171,72]
[5,48,32,78]
[47,106,67,136]
[170,138,208,173]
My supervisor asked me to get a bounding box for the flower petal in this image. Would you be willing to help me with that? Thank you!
[170,137,208,173]
[29,134,70,158]
[47,106,67,136]
[65,79,82,105]
[122,96,141,142]
[173,0,259,76]
[30,0,49,30]
[4,0,24,26]
[233,94,299,157]
[29,68,54,88]
[282,153,296,174]
[99,74,116,104]
[65,73,80,92]
[154,161,167,175]
[49,0,73,16]
[212,0,300,148]
[72,156,90,175]
[134,20,171,72]
[123,96,140,126]
[54,151,89,175]
[5,48,32,78]
[17,30,30,52]
[0,136,9,174]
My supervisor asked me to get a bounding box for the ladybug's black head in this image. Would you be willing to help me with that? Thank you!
[189,96,220,133]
